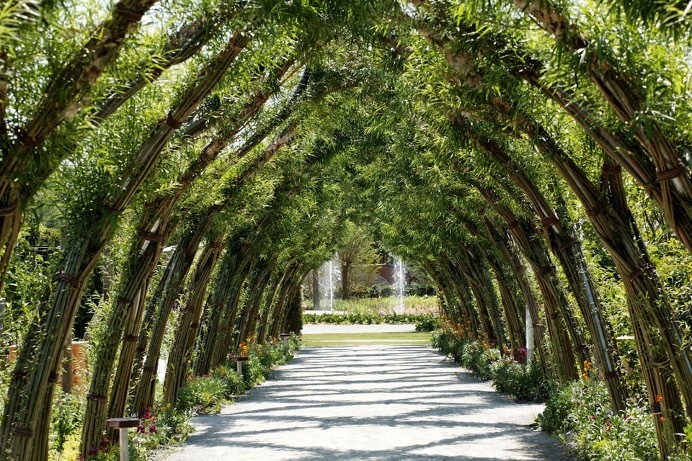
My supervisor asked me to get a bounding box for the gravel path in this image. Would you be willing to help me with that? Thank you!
[161,346,572,460]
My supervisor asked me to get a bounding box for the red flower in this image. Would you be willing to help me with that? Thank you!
[149,424,158,434]
[137,424,146,433]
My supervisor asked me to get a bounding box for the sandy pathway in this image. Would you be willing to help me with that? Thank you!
[160,346,572,460]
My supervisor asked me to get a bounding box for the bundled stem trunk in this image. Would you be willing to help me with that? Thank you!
[257,269,288,343]
[451,249,506,346]
[80,56,293,456]
[0,0,159,288]
[193,237,246,376]
[236,257,275,347]
[268,265,303,340]
[163,236,224,405]
[209,250,259,371]
[483,218,550,371]
[512,0,692,251]
[477,188,580,383]
[131,213,216,414]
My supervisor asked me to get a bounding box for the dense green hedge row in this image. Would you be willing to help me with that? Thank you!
[302,312,440,331]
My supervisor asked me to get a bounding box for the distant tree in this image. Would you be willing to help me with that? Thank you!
[336,222,378,299]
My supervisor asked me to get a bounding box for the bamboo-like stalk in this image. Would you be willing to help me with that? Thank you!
[451,250,504,345]
[131,214,215,414]
[477,189,580,383]
[163,237,224,405]
[81,57,294,455]
[465,246,507,346]
[193,237,246,376]
[483,218,550,372]
[421,262,456,323]
[257,268,289,344]
[470,126,627,408]
[4,21,254,457]
[484,252,526,351]
[282,284,304,334]
[440,34,626,408]
[268,265,304,340]
[458,216,527,350]
[511,0,692,251]
[436,257,481,331]
[237,256,276,347]
[0,0,159,289]
[212,256,256,366]
[209,250,259,371]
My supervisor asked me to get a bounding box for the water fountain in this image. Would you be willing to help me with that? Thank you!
[328,259,334,311]
[319,256,340,311]
[394,257,406,315]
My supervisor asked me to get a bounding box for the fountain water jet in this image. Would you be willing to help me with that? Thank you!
[394,257,406,315]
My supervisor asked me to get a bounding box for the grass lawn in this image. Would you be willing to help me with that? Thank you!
[302,331,432,346]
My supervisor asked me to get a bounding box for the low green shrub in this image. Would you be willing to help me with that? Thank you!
[432,322,551,395]
[211,365,246,396]
[414,314,441,332]
[303,312,439,326]
[536,385,573,434]
[132,403,194,454]
[177,375,227,414]
[491,360,552,402]
[50,389,85,454]
[537,376,663,460]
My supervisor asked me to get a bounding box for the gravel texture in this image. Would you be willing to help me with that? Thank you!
[160,345,573,460]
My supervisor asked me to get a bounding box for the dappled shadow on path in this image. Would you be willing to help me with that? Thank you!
[164,346,573,461]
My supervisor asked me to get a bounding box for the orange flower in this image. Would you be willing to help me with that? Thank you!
[659,416,666,423]
[655,394,664,403]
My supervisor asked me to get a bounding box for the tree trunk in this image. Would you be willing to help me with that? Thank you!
[340,262,350,300]
[476,187,580,383]
[131,214,213,414]
[269,266,303,340]
[0,0,159,290]
[193,237,244,376]
[484,254,525,351]
[258,268,289,344]
[483,218,550,371]
[451,117,629,402]
[237,258,275,348]
[163,237,224,405]
[105,281,148,429]
[208,251,258,372]
[312,269,320,309]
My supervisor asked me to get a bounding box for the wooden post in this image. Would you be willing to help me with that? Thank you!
[525,306,534,363]
[279,333,290,349]
[106,418,139,461]
[229,356,248,375]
